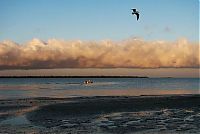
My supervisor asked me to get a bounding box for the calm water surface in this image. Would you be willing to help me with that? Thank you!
[0,78,199,99]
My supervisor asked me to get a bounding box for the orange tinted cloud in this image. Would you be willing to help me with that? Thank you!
[0,38,199,69]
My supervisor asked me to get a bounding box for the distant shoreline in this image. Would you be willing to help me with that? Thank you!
[0,76,149,78]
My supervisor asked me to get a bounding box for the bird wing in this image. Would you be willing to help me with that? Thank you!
[131,9,136,12]
[135,13,139,20]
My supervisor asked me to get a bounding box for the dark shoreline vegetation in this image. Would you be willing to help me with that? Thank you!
[0,76,149,78]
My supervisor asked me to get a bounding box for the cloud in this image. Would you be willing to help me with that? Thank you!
[0,38,199,69]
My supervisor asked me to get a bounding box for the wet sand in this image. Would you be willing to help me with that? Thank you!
[0,95,200,134]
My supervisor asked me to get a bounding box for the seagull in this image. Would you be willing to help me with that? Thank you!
[131,8,139,21]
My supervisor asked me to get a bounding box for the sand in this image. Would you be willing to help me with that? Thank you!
[0,95,200,134]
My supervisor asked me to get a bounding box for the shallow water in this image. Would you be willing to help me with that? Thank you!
[0,115,30,125]
[0,78,199,99]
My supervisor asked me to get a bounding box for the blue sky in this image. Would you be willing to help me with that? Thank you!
[0,0,199,43]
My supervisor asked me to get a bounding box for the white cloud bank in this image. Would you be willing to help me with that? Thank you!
[0,38,199,69]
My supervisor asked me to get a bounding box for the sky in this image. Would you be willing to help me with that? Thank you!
[0,0,199,77]
[0,0,198,42]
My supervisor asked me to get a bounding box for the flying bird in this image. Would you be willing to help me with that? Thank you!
[131,8,139,21]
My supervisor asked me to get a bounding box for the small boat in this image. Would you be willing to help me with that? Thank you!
[83,80,93,84]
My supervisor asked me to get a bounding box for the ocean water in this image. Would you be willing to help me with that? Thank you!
[0,78,199,99]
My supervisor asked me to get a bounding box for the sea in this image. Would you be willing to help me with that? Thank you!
[0,78,199,99]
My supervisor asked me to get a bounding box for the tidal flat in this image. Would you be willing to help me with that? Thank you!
[0,95,200,134]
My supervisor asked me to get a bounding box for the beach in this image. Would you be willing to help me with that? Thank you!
[0,95,200,134]
[0,0,199,134]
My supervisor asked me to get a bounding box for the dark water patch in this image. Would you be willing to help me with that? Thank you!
[0,105,30,112]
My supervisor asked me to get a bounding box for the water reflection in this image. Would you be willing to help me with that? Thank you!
[0,78,199,99]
